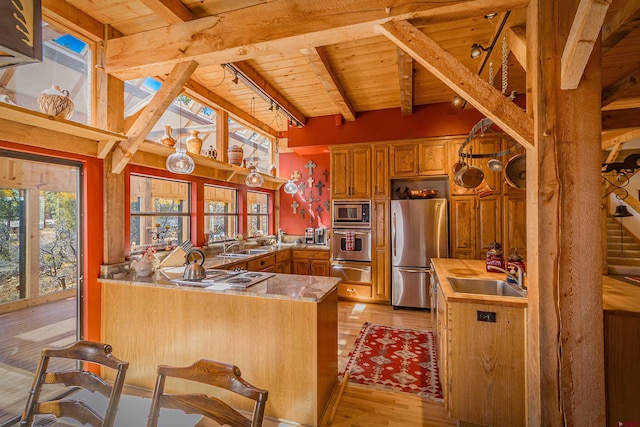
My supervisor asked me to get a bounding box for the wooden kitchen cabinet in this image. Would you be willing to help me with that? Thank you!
[372,146,389,197]
[293,249,330,276]
[450,195,502,259]
[247,254,275,272]
[390,140,448,178]
[503,191,527,257]
[330,146,371,199]
[372,199,390,301]
[275,249,291,273]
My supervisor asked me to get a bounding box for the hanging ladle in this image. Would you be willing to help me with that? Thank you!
[487,157,503,172]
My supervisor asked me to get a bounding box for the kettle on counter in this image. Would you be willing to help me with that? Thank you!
[183,249,206,281]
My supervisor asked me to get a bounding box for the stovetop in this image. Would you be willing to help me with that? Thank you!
[173,269,275,288]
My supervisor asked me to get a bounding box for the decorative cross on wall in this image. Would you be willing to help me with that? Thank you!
[300,208,306,220]
[307,176,314,189]
[291,200,299,214]
[291,170,301,181]
[315,205,323,215]
[315,181,325,196]
[323,169,329,183]
[305,160,317,175]
[324,200,330,211]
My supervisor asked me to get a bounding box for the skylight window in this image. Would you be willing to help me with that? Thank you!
[52,35,87,55]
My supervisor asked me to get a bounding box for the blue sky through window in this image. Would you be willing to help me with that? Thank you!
[53,35,87,54]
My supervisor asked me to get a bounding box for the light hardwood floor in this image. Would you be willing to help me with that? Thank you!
[318,301,457,427]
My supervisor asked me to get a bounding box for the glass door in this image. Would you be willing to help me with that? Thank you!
[0,152,82,426]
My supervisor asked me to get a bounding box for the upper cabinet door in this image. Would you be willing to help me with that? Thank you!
[390,144,418,177]
[350,147,371,199]
[330,146,371,199]
[419,141,448,175]
[372,146,389,197]
[330,148,350,198]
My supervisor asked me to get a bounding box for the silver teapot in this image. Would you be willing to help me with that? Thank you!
[183,249,206,281]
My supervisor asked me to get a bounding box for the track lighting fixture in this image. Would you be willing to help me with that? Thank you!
[232,71,239,84]
[470,43,490,59]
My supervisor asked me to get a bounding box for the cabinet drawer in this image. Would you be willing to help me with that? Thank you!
[276,249,291,263]
[247,255,275,271]
[338,283,372,299]
[293,249,329,260]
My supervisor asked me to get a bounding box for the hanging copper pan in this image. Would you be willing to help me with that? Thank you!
[505,154,526,189]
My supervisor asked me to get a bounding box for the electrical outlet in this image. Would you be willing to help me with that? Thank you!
[477,310,496,322]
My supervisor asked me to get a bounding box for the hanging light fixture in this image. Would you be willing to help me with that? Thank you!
[245,165,264,187]
[283,178,298,194]
[166,96,195,174]
[245,97,264,187]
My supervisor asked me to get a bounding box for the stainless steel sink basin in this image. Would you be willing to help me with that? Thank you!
[447,277,526,298]
[236,249,270,255]
[217,253,250,258]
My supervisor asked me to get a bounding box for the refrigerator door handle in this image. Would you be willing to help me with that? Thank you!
[392,212,396,257]
[397,268,430,273]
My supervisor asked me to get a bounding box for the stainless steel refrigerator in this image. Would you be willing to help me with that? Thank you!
[391,198,448,309]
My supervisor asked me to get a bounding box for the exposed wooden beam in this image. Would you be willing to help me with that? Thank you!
[396,47,413,116]
[379,19,533,149]
[602,1,640,53]
[181,76,277,137]
[138,0,194,24]
[300,46,356,121]
[561,0,612,90]
[111,60,198,174]
[602,66,640,107]
[604,141,623,163]
[506,26,527,71]
[104,0,530,80]
[602,108,640,131]
[602,128,640,150]
[231,61,307,126]
[42,0,117,42]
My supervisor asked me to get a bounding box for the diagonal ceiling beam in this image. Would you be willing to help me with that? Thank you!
[506,26,527,71]
[231,61,306,126]
[602,1,640,53]
[396,47,413,116]
[602,128,640,150]
[379,19,533,148]
[601,66,640,107]
[561,0,612,90]
[111,60,198,174]
[138,0,194,24]
[104,0,530,80]
[300,46,356,121]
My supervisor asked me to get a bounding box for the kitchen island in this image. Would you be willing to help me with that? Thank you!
[99,268,340,427]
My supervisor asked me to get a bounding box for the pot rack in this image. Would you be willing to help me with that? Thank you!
[457,117,517,160]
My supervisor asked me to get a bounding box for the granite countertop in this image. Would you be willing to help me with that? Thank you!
[99,266,340,303]
[431,258,528,307]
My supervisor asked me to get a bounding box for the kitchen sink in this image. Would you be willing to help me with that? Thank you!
[236,249,270,255]
[447,277,526,298]
[217,253,250,258]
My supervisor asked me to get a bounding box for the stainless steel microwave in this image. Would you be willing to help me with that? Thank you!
[332,200,371,228]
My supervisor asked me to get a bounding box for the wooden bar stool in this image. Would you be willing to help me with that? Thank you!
[20,340,129,427]
[146,359,268,427]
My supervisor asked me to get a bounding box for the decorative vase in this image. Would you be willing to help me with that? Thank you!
[228,145,244,166]
[160,124,176,147]
[205,145,217,159]
[186,130,203,154]
[36,85,74,119]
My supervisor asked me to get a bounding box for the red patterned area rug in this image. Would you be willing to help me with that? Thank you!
[340,322,443,402]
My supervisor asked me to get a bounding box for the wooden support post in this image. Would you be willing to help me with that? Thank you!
[526,0,606,425]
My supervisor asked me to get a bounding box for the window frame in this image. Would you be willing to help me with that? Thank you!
[246,190,270,237]
[203,184,239,243]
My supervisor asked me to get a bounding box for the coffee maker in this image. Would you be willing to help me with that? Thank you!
[314,228,327,245]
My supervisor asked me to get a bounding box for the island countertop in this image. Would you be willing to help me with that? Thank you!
[99,268,340,303]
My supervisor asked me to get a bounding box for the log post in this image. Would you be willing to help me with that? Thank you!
[526,0,606,425]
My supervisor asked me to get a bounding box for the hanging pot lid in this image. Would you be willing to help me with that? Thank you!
[505,154,526,189]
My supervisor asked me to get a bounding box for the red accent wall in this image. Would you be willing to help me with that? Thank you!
[285,103,487,148]
[279,152,331,235]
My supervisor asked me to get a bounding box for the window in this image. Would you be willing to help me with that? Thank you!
[247,192,269,237]
[228,117,273,173]
[129,175,190,253]
[0,21,92,125]
[204,185,238,243]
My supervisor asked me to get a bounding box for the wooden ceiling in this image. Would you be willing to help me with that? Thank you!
[43,0,640,139]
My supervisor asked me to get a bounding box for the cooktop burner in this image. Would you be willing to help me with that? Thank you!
[171,269,275,288]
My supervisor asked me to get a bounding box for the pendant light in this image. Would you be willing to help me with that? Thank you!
[166,97,195,174]
[245,97,264,187]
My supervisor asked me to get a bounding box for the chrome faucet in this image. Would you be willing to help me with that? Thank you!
[487,265,527,291]
[223,241,241,254]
